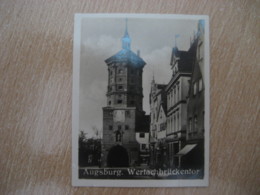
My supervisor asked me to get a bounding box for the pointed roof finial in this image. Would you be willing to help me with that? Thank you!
[125,18,128,36]
[122,18,131,50]
[151,65,155,84]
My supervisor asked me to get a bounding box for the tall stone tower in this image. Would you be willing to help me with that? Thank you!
[102,20,146,167]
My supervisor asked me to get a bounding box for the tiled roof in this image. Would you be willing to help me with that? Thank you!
[105,49,146,67]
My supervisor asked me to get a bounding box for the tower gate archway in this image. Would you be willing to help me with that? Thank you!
[107,145,129,167]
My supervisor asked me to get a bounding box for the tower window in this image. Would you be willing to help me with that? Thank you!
[109,125,113,130]
[118,69,123,74]
[125,125,129,130]
[108,101,111,105]
[140,133,145,138]
[130,100,135,105]
[118,85,123,90]
[125,111,131,117]
[118,125,122,130]
[117,100,122,104]
[116,132,121,142]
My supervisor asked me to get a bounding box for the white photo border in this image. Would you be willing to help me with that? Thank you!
[72,13,210,187]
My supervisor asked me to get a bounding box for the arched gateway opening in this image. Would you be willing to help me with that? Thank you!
[107,145,129,167]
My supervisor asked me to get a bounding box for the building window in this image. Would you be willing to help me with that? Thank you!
[168,95,170,109]
[173,115,176,132]
[177,84,179,102]
[160,123,166,131]
[170,116,173,133]
[104,111,113,117]
[176,112,179,131]
[193,82,197,95]
[108,101,111,105]
[171,90,173,106]
[118,125,122,130]
[140,133,145,138]
[173,88,176,105]
[126,111,130,117]
[117,100,122,104]
[118,78,123,82]
[194,116,198,131]
[130,100,135,105]
[125,125,129,130]
[109,125,113,130]
[199,78,203,92]
[141,144,146,150]
[189,118,192,132]
[116,132,121,142]
[118,85,123,90]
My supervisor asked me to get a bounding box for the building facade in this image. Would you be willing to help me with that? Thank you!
[149,80,167,168]
[184,20,205,169]
[102,22,148,167]
[135,115,150,166]
[165,39,198,168]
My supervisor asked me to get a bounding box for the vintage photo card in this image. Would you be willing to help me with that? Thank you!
[72,14,210,187]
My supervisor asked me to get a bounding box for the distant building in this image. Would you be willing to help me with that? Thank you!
[136,114,150,165]
[165,36,198,168]
[102,20,149,167]
[183,20,205,169]
[149,79,167,167]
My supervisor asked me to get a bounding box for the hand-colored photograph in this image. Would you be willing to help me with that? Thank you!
[72,14,210,187]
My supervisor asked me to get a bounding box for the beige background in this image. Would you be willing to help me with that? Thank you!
[0,0,259,194]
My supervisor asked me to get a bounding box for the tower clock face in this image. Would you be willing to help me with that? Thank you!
[113,110,125,122]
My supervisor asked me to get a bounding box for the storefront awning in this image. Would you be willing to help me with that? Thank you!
[175,144,197,156]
